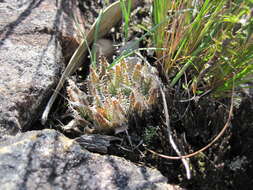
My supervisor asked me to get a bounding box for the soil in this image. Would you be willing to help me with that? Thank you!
[41,1,253,189]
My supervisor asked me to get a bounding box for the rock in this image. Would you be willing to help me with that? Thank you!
[0,129,176,190]
[0,0,84,135]
[75,134,122,154]
[95,38,115,60]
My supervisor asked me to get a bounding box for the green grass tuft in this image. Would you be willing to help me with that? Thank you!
[120,0,132,41]
[152,0,253,97]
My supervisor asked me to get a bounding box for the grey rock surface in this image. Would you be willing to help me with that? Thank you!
[0,0,84,135]
[0,129,172,190]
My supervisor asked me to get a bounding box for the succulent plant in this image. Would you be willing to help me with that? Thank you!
[66,56,161,134]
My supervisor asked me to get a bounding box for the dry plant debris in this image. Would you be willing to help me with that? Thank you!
[66,56,161,134]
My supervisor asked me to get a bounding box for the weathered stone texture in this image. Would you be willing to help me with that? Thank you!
[0,129,171,190]
[0,0,83,135]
